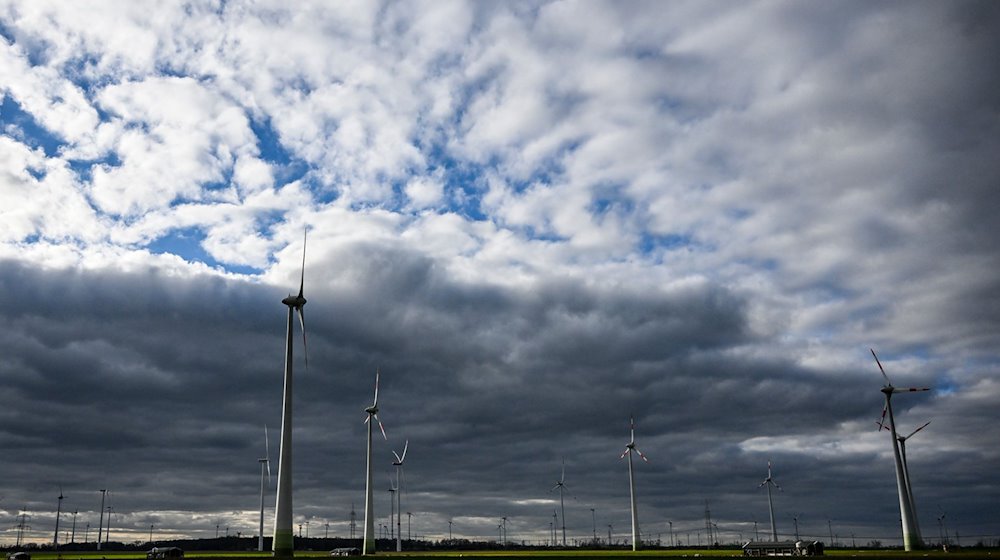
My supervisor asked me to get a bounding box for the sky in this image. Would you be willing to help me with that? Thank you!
[1,0,999,549]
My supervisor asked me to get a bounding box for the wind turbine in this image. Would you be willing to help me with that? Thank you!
[259,425,272,552]
[871,348,928,551]
[758,461,781,541]
[619,415,648,551]
[550,458,569,546]
[392,441,409,552]
[363,369,387,555]
[897,420,931,541]
[54,488,63,547]
[274,230,309,559]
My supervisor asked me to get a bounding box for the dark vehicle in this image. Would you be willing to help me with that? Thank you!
[147,547,184,560]
[743,540,824,556]
[7,553,31,560]
[329,547,361,556]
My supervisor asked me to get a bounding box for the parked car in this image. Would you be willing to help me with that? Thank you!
[329,547,361,556]
[7,553,31,560]
[147,547,184,560]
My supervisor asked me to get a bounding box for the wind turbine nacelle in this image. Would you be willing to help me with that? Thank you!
[282,294,306,307]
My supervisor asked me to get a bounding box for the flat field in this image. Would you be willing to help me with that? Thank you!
[22,549,1000,560]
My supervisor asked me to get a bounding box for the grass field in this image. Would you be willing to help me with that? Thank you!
[20,549,1000,560]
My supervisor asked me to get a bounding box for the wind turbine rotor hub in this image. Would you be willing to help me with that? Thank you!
[366,406,378,414]
[881,386,894,396]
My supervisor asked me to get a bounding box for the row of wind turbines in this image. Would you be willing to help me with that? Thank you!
[269,233,415,556]
[264,231,933,555]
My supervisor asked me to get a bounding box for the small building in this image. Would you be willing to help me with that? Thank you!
[743,540,824,556]
[146,547,184,560]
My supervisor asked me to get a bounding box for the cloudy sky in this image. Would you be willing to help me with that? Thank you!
[2,0,999,549]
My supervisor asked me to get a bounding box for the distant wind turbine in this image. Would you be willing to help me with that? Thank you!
[758,461,781,541]
[619,415,648,551]
[274,230,309,559]
[363,369,387,555]
[897,420,931,541]
[871,348,928,551]
[258,425,272,552]
[392,441,409,552]
[550,458,569,546]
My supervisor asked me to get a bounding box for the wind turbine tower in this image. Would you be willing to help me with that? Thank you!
[619,415,648,551]
[551,458,569,546]
[392,441,409,552]
[759,461,781,541]
[259,426,272,552]
[871,349,928,551]
[363,369,387,554]
[54,489,63,546]
[274,231,309,559]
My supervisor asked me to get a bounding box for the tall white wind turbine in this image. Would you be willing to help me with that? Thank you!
[274,231,309,559]
[259,425,272,552]
[363,369,387,555]
[758,461,781,541]
[619,416,648,551]
[550,458,569,546]
[392,441,408,552]
[871,348,928,551]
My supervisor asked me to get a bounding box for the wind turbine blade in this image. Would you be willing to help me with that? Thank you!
[376,415,387,440]
[892,386,930,393]
[297,307,308,368]
[265,425,272,482]
[393,450,403,464]
[561,457,566,483]
[877,403,888,431]
[870,348,891,384]
[400,440,408,463]
[298,229,306,298]
[619,448,630,460]
[905,420,931,440]
[551,484,561,492]
[772,480,781,491]
[374,368,380,407]
[635,447,649,462]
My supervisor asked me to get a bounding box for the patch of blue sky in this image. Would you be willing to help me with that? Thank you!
[147,226,263,276]
[68,151,121,183]
[0,96,66,158]
[420,144,490,221]
[250,115,313,191]
[639,232,694,255]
